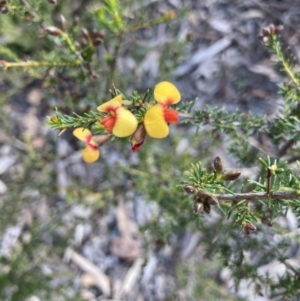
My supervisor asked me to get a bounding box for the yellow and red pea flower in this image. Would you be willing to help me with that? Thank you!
[74,83,180,159]
[144,81,181,139]
[73,127,100,163]
[97,94,138,137]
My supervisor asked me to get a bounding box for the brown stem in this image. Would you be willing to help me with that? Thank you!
[283,260,300,277]
[266,167,272,194]
[287,155,300,164]
[279,139,295,157]
[214,191,299,202]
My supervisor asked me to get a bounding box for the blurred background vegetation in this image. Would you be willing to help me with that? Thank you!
[2,0,300,300]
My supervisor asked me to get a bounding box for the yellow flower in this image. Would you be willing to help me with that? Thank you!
[73,127,100,163]
[144,81,181,138]
[97,95,138,137]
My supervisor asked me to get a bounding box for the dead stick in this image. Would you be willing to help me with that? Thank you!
[214,191,299,202]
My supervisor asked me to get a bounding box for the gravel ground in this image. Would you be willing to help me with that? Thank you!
[1,1,300,300]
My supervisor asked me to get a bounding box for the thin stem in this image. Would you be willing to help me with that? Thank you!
[282,60,299,86]
[272,36,299,86]
[283,260,300,277]
[122,11,174,34]
[214,191,299,202]
[0,60,81,70]
[279,139,295,157]
[105,34,123,94]
[287,154,300,164]
[266,167,272,194]
[62,33,77,54]
[275,44,300,86]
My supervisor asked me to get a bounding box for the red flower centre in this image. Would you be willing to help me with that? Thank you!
[164,108,178,124]
[101,115,116,132]
[164,99,173,106]
[88,143,98,151]
[85,135,92,145]
[85,135,98,151]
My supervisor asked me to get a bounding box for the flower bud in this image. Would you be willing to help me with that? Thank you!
[92,29,105,39]
[164,10,175,20]
[270,24,276,33]
[80,37,88,48]
[274,25,284,34]
[0,6,8,14]
[193,200,203,214]
[91,29,105,46]
[81,28,90,41]
[59,15,67,31]
[243,222,256,235]
[93,37,103,46]
[259,24,283,42]
[44,26,63,36]
[196,190,210,198]
[214,156,224,174]
[203,202,211,214]
[262,27,271,36]
[131,124,146,152]
[222,170,241,181]
[183,185,196,195]
[206,195,219,206]
[92,134,111,146]
[48,116,60,123]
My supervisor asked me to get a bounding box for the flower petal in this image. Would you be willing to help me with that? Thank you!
[81,145,100,163]
[144,104,169,138]
[97,94,123,113]
[131,139,145,152]
[113,107,138,137]
[154,81,181,105]
[73,127,92,143]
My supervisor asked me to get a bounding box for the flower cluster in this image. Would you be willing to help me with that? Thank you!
[73,81,181,163]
